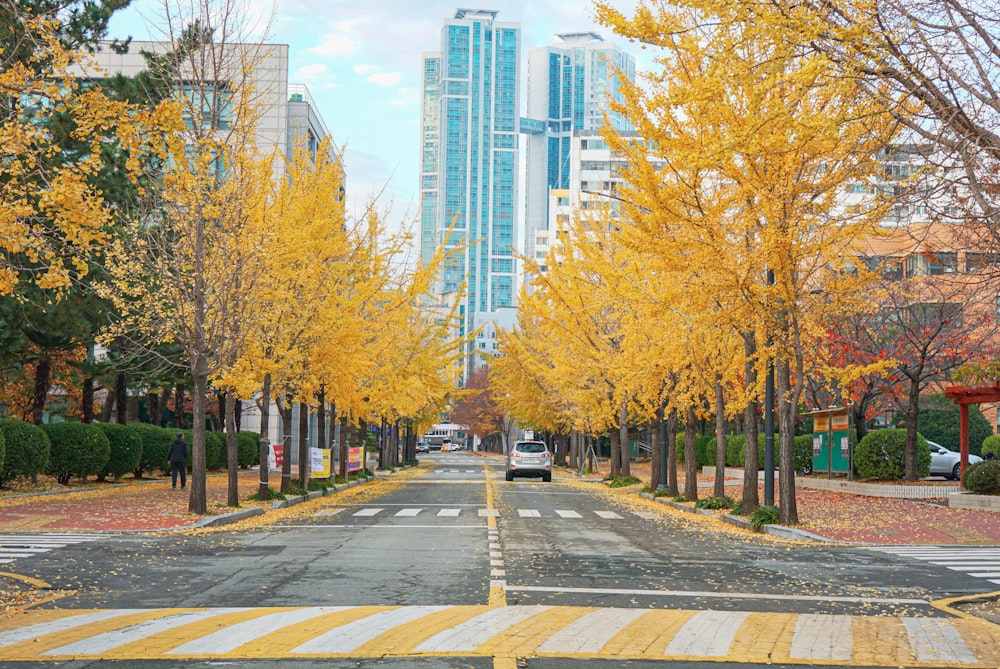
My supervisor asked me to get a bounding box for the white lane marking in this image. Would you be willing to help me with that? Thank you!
[489,552,502,558]
[352,508,383,517]
[537,607,647,653]
[902,617,978,664]
[394,508,422,517]
[45,608,245,655]
[789,614,852,661]
[414,606,551,652]
[518,509,540,518]
[929,562,1000,567]
[664,610,748,656]
[594,511,623,519]
[478,509,499,517]
[490,560,504,567]
[291,606,448,653]
[167,607,352,654]
[968,571,1000,578]
[554,510,582,518]
[490,569,506,577]
[0,610,146,648]
[437,509,461,517]
[505,585,930,605]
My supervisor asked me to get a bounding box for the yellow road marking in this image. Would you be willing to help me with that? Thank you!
[850,615,912,666]
[612,609,696,657]
[351,605,485,655]
[478,605,588,656]
[5,609,180,657]
[228,606,389,656]
[0,572,51,589]
[727,611,797,664]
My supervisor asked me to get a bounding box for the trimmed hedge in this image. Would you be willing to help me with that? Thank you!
[206,431,225,469]
[41,422,111,485]
[237,431,261,468]
[132,423,175,477]
[962,460,1000,494]
[855,429,930,480]
[96,423,144,481]
[0,419,48,484]
[981,434,1000,461]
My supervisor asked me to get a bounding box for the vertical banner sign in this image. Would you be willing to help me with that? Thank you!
[310,448,331,477]
[347,446,362,472]
[270,444,284,470]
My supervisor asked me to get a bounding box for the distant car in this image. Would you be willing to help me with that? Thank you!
[927,441,982,480]
[416,443,429,454]
[505,440,552,482]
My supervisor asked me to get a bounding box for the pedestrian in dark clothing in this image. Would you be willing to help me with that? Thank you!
[167,432,187,490]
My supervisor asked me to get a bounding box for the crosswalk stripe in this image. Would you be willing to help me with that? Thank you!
[902,617,978,664]
[44,609,245,655]
[414,606,551,652]
[517,509,540,518]
[0,610,146,648]
[352,509,382,517]
[664,610,748,657]
[437,509,461,517]
[594,511,623,519]
[168,607,351,654]
[554,510,582,518]
[789,614,852,661]
[292,606,447,653]
[537,607,647,653]
[394,509,422,517]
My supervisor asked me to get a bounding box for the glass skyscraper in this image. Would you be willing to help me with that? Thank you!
[523,32,635,266]
[419,9,521,379]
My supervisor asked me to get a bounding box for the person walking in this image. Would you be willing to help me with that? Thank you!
[167,432,188,490]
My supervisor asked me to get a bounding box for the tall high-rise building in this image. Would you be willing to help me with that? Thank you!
[419,9,522,379]
[523,32,635,268]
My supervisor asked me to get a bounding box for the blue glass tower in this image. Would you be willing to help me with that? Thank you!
[419,9,521,378]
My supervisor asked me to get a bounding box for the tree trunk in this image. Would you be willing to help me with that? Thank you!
[650,404,663,491]
[147,390,161,426]
[258,373,271,500]
[174,382,185,429]
[81,377,95,423]
[618,401,631,477]
[338,415,348,480]
[667,409,679,496]
[316,386,326,463]
[905,378,921,481]
[188,356,208,515]
[298,401,310,490]
[233,397,241,431]
[277,394,293,493]
[100,388,115,423]
[777,358,799,524]
[158,390,169,427]
[216,391,225,433]
[115,371,127,424]
[226,391,239,507]
[714,381,727,498]
[684,404,698,502]
[379,416,387,469]
[31,356,52,425]
[742,332,761,516]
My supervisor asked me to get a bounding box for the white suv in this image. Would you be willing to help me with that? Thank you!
[505,440,552,482]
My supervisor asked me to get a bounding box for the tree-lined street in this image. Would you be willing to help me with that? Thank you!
[1,454,998,667]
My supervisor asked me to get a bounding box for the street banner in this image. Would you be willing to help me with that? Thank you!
[347,446,362,472]
[311,448,331,477]
[269,444,284,470]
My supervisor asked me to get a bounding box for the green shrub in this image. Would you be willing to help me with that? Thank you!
[749,505,780,531]
[694,434,712,467]
[608,475,642,488]
[41,422,111,485]
[205,431,225,469]
[132,424,175,476]
[236,431,261,468]
[981,435,1000,461]
[96,423,143,481]
[0,419,49,485]
[695,495,735,510]
[962,461,1000,495]
[794,434,814,474]
[672,494,688,503]
[855,429,930,480]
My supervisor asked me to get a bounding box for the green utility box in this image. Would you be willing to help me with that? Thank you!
[811,408,852,475]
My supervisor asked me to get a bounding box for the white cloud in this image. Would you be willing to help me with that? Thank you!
[353,63,376,75]
[296,63,328,81]
[308,32,355,57]
[367,71,401,86]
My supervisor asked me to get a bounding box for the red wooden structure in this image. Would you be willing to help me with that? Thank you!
[944,383,1000,478]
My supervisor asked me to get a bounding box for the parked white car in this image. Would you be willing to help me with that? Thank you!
[927,441,982,480]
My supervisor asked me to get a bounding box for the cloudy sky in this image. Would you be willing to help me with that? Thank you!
[107,0,651,238]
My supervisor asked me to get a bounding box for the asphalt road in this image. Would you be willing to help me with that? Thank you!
[1,452,998,668]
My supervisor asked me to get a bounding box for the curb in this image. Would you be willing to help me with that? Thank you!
[639,492,842,543]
